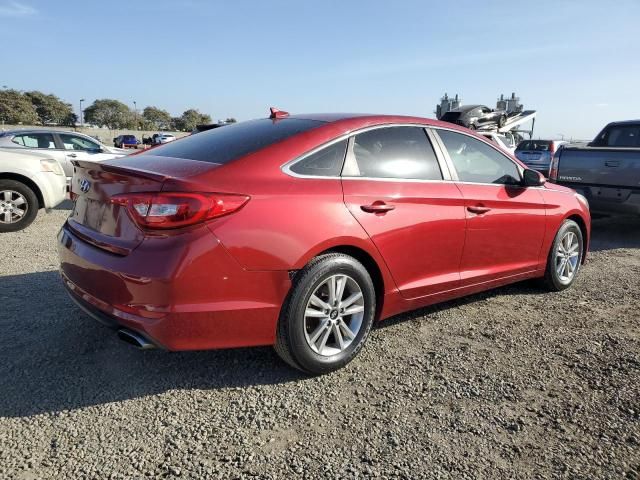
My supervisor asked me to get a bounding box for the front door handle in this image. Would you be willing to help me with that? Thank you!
[605,160,620,167]
[467,205,491,214]
[67,153,78,158]
[361,202,395,214]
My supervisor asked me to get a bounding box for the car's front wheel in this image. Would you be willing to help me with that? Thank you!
[0,180,39,233]
[275,253,376,374]
[542,219,584,291]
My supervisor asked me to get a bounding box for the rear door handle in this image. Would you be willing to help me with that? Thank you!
[361,202,395,213]
[467,205,491,214]
[605,160,620,167]
[67,153,77,158]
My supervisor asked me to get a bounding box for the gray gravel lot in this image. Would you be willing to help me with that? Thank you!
[0,205,639,479]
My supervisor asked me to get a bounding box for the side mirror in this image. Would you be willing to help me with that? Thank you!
[522,168,546,187]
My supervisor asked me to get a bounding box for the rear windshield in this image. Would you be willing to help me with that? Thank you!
[146,118,324,164]
[516,140,551,151]
[440,112,461,122]
[123,135,136,141]
[598,125,640,147]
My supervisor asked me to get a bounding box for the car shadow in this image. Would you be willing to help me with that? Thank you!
[0,271,305,418]
[589,214,640,251]
[1,215,636,418]
[53,199,73,210]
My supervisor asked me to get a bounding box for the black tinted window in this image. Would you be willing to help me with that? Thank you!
[347,127,442,180]
[290,140,347,177]
[146,118,323,163]
[441,112,461,122]
[604,126,640,147]
[438,129,521,185]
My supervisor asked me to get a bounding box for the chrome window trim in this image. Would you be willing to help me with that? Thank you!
[282,123,449,182]
[431,126,526,185]
[425,128,454,180]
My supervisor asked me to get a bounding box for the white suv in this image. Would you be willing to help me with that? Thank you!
[0,129,127,188]
[0,149,67,232]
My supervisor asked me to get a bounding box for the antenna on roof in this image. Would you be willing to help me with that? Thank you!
[269,107,289,119]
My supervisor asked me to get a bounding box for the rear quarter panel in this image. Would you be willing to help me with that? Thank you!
[539,185,591,268]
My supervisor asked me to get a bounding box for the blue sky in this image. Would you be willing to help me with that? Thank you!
[1,0,638,139]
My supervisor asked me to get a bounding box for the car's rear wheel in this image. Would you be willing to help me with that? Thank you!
[0,180,39,233]
[275,253,376,374]
[498,114,507,128]
[468,123,477,130]
[541,219,583,291]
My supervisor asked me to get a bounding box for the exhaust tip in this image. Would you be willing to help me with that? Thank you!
[117,329,156,350]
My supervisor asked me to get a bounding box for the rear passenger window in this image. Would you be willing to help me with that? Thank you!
[605,126,640,147]
[290,140,347,177]
[11,133,56,149]
[438,129,521,185]
[346,127,442,180]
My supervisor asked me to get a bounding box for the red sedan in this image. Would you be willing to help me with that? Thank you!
[58,110,590,374]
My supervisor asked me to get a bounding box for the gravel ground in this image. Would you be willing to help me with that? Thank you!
[0,205,639,479]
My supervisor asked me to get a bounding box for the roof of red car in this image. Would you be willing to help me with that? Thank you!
[286,112,467,134]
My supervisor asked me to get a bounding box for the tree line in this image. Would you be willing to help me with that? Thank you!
[0,89,235,131]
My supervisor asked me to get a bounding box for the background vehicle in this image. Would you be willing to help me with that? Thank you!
[479,131,516,154]
[440,104,507,130]
[0,129,127,187]
[515,139,566,174]
[113,134,140,148]
[549,120,640,215]
[0,149,66,232]
[143,133,178,145]
[59,112,590,374]
[153,133,176,144]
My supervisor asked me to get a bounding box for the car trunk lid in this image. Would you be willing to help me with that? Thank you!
[68,157,219,254]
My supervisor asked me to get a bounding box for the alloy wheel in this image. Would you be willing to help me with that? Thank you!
[0,190,28,224]
[555,231,580,282]
[304,274,365,357]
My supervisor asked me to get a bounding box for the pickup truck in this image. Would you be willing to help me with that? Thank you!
[549,120,640,215]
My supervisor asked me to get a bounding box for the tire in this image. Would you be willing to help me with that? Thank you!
[541,219,584,291]
[275,253,376,374]
[468,123,477,131]
[498,115,507,128]
[0,180,39,233]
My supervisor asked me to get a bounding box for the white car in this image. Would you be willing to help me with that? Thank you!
[0,149,67,232]
[0,129,128,188]
[153,133,176,144]
[478,131,517,154]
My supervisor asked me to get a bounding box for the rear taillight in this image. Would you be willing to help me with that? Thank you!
[549,153,559,180]
[110,192,249,229]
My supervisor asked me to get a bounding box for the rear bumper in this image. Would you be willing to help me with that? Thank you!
[516,155,552,175]
[57,223,291,351]
[563,184,640,215]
